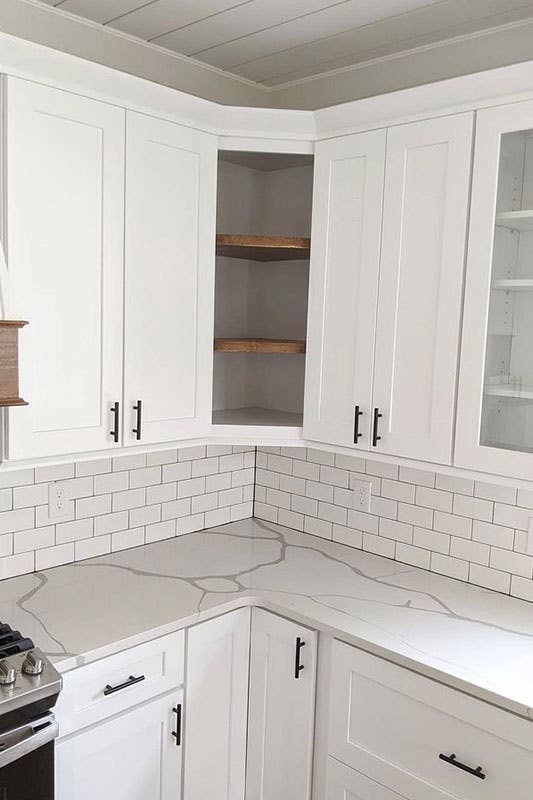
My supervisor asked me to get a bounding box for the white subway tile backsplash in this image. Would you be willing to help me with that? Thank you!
[379,518,412,544]
[332,524,363,549]
[266,454,292,475]
[76,458,112,477]
[366,460,399,480]
[13,484,48,509]
[192,493,218,514]
[178,446,206,462]
[231,501,253,522]
[94,511,128,536]
[178,514,205,535]
[146,482,176,505]
[0,469,34,489]
[112,528,145,552]
[318,501,347,525]
[433,511,472,539]
[219,487,244,507]
[35,463,74,483]
[319,465,349,488]
[278,508,303,531]
[0,552,34,578]
[363,532,395,558]
[192,457,220,478]
[435,474,474,496]
[398,466,435,488]
[129,504,161,528]
[398,502,433,529]
[415,486,453,513]
[304,516,332,540]
[205,507,231,528]
[94,471,128,495]
[475,481,517,504]
[291,494,318,517]
[145,520,175,543]
[76,494,112,519]
[178,477,206,499]
[306,481,334,503]
[490,547,533,579]
[413,527,449,554]
[381,479,415,504]
[56,518,93,545]
[14,527,54,554]
[0,508,34,535]
[292,460,320,481]
[75,535,111,560]
[469,563,511,594]
[161,499,191,521]
[450,537,489,566]
[206,472,232,493]
[162,462,192,483]
[279,474,306,495]
[112,453,146,472]
[370,496,397,520]
[493,503,531,531]
[472,520,514,550]
[146,450,177,466]
[129,466,161,489]
[0,491,12,513]
[335,453,366,472]
[430,552,469,581]
[113,488,146,512]
[307,448,335,466]
[396,542,430,569]
[254,502,277,523]
[347,510,378,535]
[453,494,493,522]
[36,543,73,570]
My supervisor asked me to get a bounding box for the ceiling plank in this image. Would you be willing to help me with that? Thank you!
[56,0,152,24]
[111,0,250,41]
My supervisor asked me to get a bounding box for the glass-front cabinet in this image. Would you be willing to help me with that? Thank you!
[457,100,533,478]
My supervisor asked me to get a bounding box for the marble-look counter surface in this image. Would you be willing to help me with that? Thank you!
[1,518,533,719]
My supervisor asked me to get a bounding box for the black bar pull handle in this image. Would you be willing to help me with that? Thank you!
[372,407,383,447]
[132,400,142,441]
[439,753,486,780]
[294,636,305,679]
[103,674,145,696]
[353,405,363,443]
[172,704,182,746]
[110,402,120,443]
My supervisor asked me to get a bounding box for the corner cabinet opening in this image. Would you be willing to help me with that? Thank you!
[212,150,314,434]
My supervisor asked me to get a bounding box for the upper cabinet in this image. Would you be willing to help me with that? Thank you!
[305,113,473,465]
[5,77,125,460]
[124,111,216,447]
[4,79,216,459]
[456,100,533,478]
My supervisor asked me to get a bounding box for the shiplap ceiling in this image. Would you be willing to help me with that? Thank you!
[37,0,533,87]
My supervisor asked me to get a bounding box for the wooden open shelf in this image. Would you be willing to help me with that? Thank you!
[214,337,306,354]
[216,234,310,262]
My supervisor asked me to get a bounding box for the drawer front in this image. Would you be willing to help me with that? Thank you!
[329,641,533,800]
[326,757,405,800]
[57,631,184,737]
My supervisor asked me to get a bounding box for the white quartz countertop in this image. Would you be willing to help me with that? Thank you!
[2,518,533,719]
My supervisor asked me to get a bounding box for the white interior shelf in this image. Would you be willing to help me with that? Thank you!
[485,384,533,400]
[213,407,303,427]
[492,278,533,290]
[496,210,533,230]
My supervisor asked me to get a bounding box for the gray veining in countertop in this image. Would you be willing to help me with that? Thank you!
[1,518,533,719]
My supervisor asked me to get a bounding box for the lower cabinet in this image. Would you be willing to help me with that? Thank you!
[56,690,183,800]
[182,608,250,800]
[326,757,404,800]
[246,609,317,800]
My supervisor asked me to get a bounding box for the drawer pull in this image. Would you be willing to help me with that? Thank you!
[353,405,363,443]
[172,704,182,746]
[439,753,486,780]
[294,637,305,679]
[103,674,146,696]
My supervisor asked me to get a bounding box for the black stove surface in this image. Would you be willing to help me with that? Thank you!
[0,623,34,659]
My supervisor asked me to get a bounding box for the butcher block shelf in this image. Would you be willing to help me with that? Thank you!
[216,234,311,262]
[214,338,306,354]
[0,320,28,407]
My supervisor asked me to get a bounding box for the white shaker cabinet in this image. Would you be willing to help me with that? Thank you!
[372,114,473,463]
[456,99,533,478]
[183,609,250,800]
[304,129,386,448]
[305,114,473,464]
[325,757,405,800]
[5,77,125,459]
[56,691,182,800]
[246,609,317,800]
[124,111,217,446]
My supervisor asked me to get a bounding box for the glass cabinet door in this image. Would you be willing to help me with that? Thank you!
[481,129,533,453]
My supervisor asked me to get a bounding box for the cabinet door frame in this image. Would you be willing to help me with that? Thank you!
[456,99,533,478]
[304,129,386,449]
[5,76,125,459]
[372,112,474,464]
[123,110,217,447]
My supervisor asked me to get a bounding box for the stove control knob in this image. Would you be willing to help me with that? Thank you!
[22,652,43,676]
[0,660,16,685]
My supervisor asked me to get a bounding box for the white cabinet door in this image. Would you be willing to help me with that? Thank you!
[304,130,386,449]
[456,99,533,478]
[183,609,250,800]
[6,77,125,459]
[124,111,216,446]
[246,609,317,800]
[326,758,405,800]
[372,114,473,463]
[56,691,182,800]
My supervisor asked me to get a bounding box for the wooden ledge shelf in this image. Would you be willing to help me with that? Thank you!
[214,338,306,354]
[216,234,310,262]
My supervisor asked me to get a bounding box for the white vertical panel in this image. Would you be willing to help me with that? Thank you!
[325,757,405,800]
[6,77,125,459]
[246,609,316,800]
[372,113,473,463]
[304,129,385,448]
[124,110,216,445]
[183,609,250,800]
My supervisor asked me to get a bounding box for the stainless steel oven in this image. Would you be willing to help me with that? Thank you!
[0,712,57,800]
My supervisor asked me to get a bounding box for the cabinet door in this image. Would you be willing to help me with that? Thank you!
[246,609,317,800]
[304,130,386,448]
[124,111,216,446]
[56,691,182,800]
[183,609,250,800]
[372,114,473,463]
[6,77,125,459]
[456,100,533,478]
[326,757,405,800]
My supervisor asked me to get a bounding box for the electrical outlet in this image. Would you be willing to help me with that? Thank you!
[48,481,72,521]
[352,479,372,512]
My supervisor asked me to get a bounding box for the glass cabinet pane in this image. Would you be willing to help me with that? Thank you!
[481,130,533,452]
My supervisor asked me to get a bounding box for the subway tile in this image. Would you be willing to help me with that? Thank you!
[266,454,292,475]
[511,575,533,602]
[453,494,493,522]
[304,516,332,540]
[230,502,253,522]
[13,483,48,509]
[490,547,533,578]
[76,494,111,519]
[475,481,517,504]
[265,488,289,509]
[0,469,34,489]
[347,510,378,535]
[178,446,206,461]
[205,507,231,528]
[381,479,415,504]
[279,474,306,495]
[56,518,93,545]
[517,488,533,509]
[112,453,146,472]
[255,451,268,469]
[206,472,232,493]
[256,469,280,490]
[493,503,531,531]
[112,528,145,552]
[430,552,469,581]
[95,511,129,536]
[62,476,94,500]
[398,466,435,488]
[513,529,530,555]
[36,503,73,528]
[243,451,256,468]
[333,487,355,508]
[129,466,161,489]
[363,532,395,558]
[332,524,363,549]
[396,542,430,570]
[220,453,245,473]
[398,503,433,529]
[75,535,111,560]
[243,484,254,502]
[145,520,175,543]
[162,462,192,483]
[366,460,398,480]
[370,496,397,520]
[192,493,218,514]
[319,465,349,488]
[35,463,74,483]
[435,474,474,496]
[0,508,35,535]
[291,494,318,517]
[350,471,381,495]
[178,514,205,535]
[14,527,54,554]
[206,445,232,457]
[161,499,191,521]
[253,502,278,523]
[129,504,161,528]
[94,471,128,495]
[335,453,366,472]
[433,511,472,540]
[36,543,74,570]
[379,518,413,544]
[306,481,334,503]
[469,563,510,594]
[278,508,304,531]
[76,458,112,477]
[232,468,255,487]
[413,527,449,554]
[318,501,347,526]
[0,552,34,578]
[254,485,266,503]
[292,460,320,481]
[219,487,244,507]
[147,482,176,505]
[450,537,489,566]
[415,486,452,513]
[0,490,12,512]
[472,520,514,550]
[177,477,206,499]
[306,448,335,466]
[280,447,307,461]
[112,488,146,512]
[192,457,220,478]
[146,450,178,466]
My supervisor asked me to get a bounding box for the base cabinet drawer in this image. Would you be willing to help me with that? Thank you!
[56,631,184,737]
[329,641,533,800]
[326,757,405,800]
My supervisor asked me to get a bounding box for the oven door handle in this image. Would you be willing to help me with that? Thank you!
[0,713,58,771]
